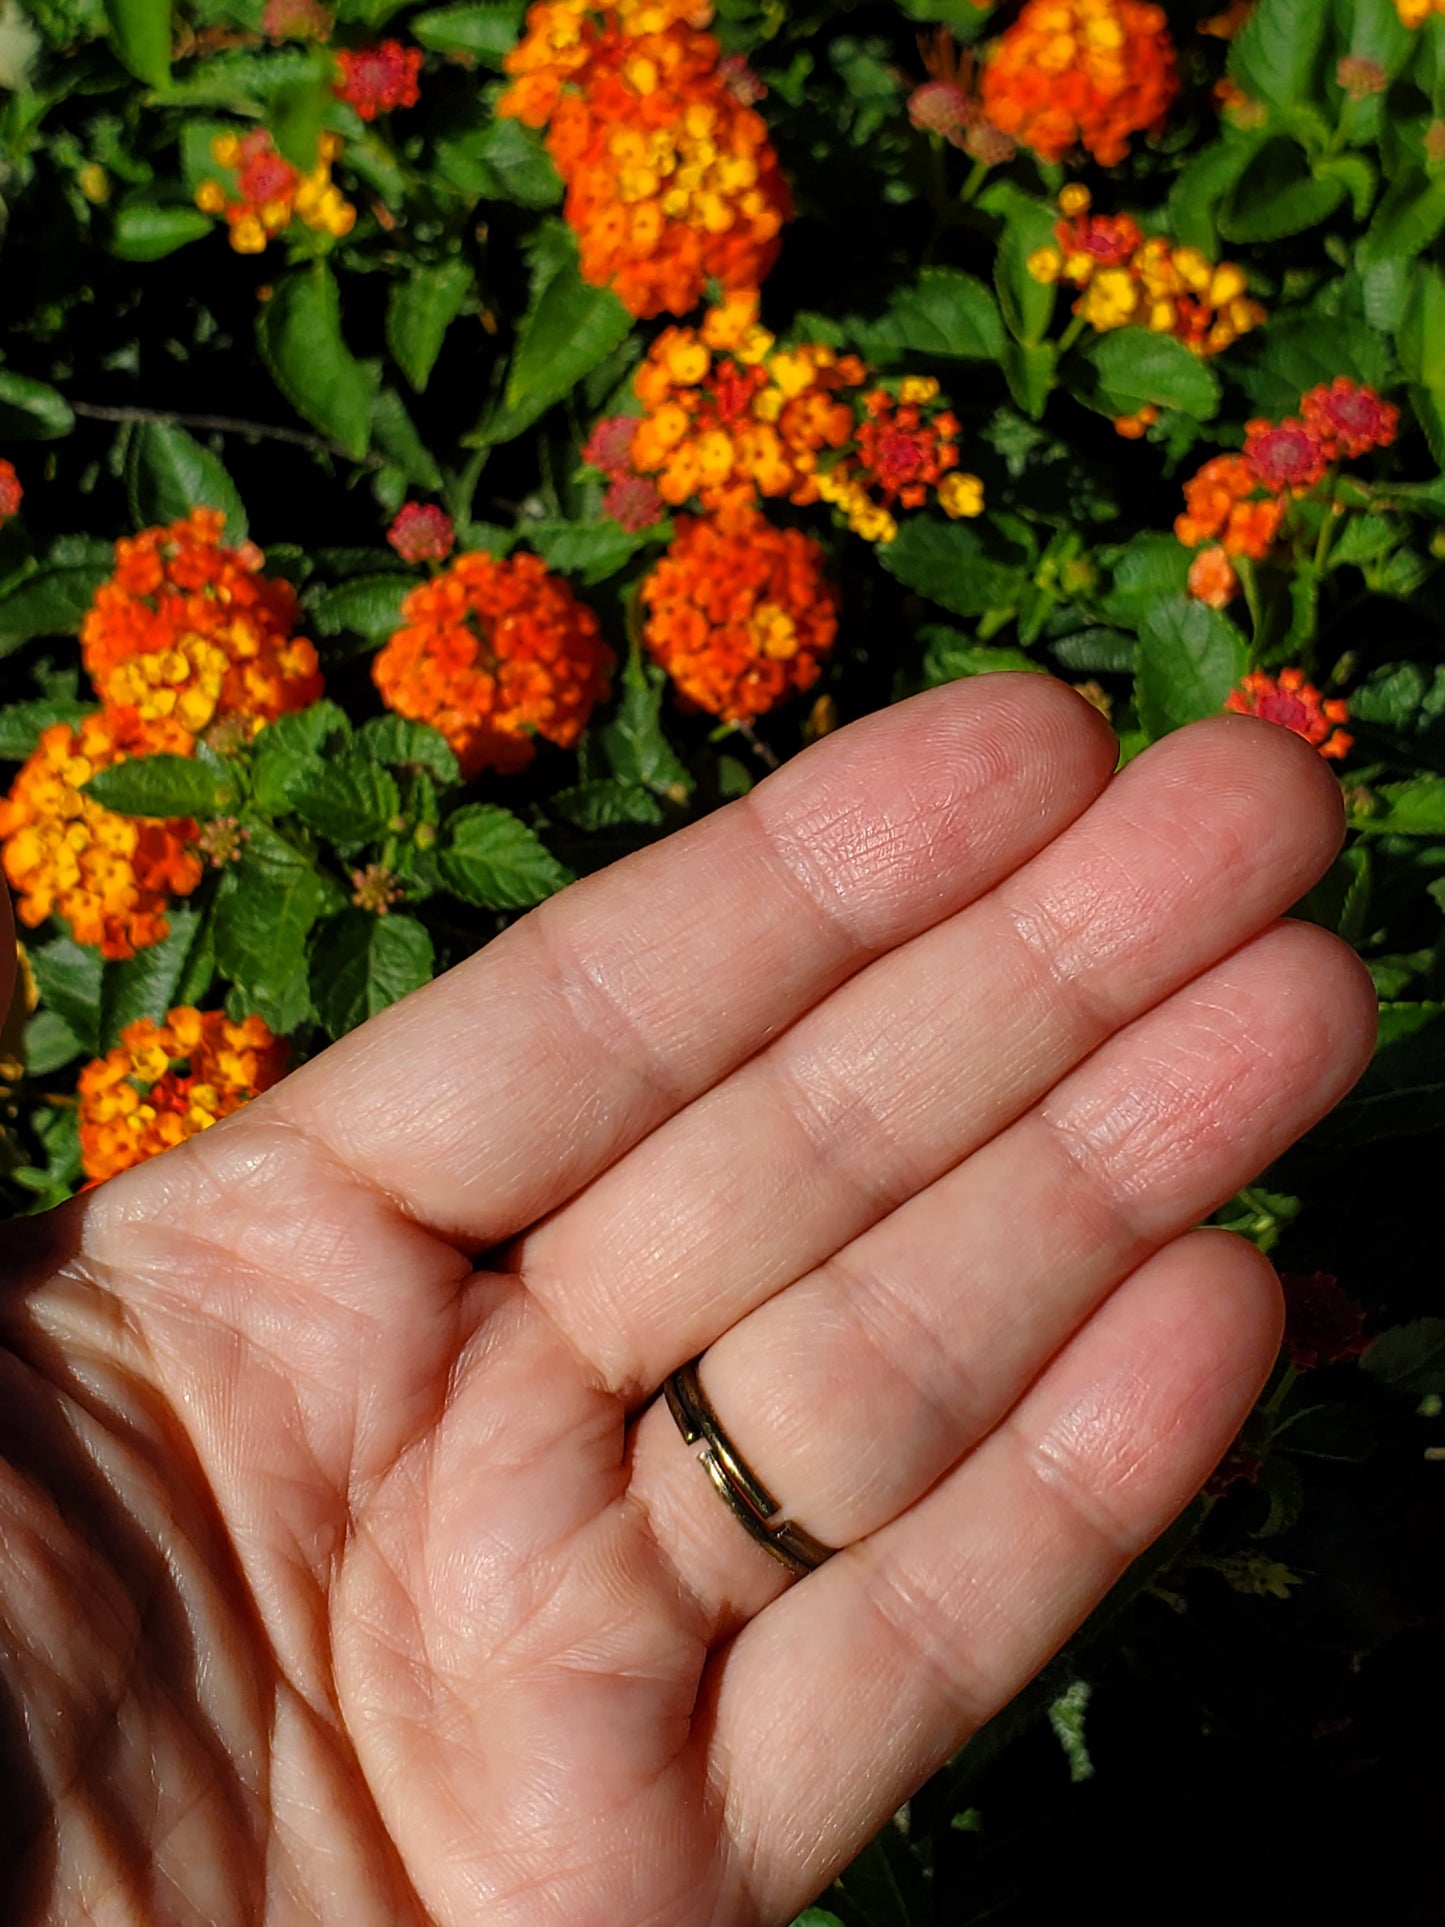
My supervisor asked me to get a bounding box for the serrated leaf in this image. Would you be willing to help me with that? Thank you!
[309,574,411,645]
[487,255,632,445]
[213,829,335,1035]
[1359,167,1445,269]
[1311,1000,1445,1144]
[23,1008,87,1077]
[87,754,226,820]
[110,198,213,261]
[0,696,98,760]
[289,750,400,851]
[1050,628,1137,673]
[1073,331,1221,421]
[100,906,206,1047]
[355,716,460,783]
[0,563,111,655]
[600,654,692,793]
[104,0,172,86]
[250,700,352,814]
[1135,599,1249,739]
[436,113,562,206]
[411,1,525,61]
[1228,0,1328,110]
[876,516,1029,620]
[1361,1316,1445,1395]
[438,803,574,908]
[310,909,435,1038]
[371,389,444,491]
[126,421,247,543]
[525,518,657,584]
[850,269,1006,364]
[386,259,473,393]
[921,630,1046,685]
[1356,775,1445,834]
[0,370,75,441]
[1220,141,1345,243]
[258,266,378,462]
[980,180,1058,347]
[549,779,664,831]
[27,937,104,1055]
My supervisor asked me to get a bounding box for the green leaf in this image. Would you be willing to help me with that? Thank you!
[87,754,227,820]
[1050,628,1137,673]
[876,516,1029,620]
[110,198,213,261]
[0,696,97,761]
[310,910,435,1039]
[411,2,525,63]
[525,518,658,585]
[125,421,247,543]
[1072,331,1221,422]
[921,629,1047,685]
[1361,1316,1445,1396]
[550,779,664,831]
[1312,1001,1445,1144]
[850,269,1006,364]
[981,181,1058,346]
[436,113,562,207]
[1350,660,1445,754]
[0,562,111,654]
[1135,599,1249,739]
[438,803,574,908]
[1229,0,1329,110]
[1000,338,1057,420]
[487,255,633,445]
[103,0,171,87]
[1219,142,1346,243]
[257,266,378,462]
[371,389,444,491]
[1398,262,1445,387]
[1168,136,1260,255]
[250,700,352,815]
[23,1008,87,1077]
[309,574,410,644]
[386,259,473,393]
[99,906,206,1048]
[600,653,693,794]
[213,828,336,1035]
[356,716,461,784]
[27,936,104,1055]
[288,749,401,852]
[1359,167,1445,268]
[0,370,75,441]
[1355,775,1445,834]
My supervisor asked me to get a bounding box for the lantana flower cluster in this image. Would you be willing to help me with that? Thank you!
[978,0,1180,167]
[0,458,20,526]
[334,40,423,119]
[1,511,322,959]
[639,506,838,723]
[1225,669,1353,763]
[585,296,983,545]
[1178,379,1400,609]
[499,1,789,317]
[1028,186,1265,363]
[78,1007,288,1182]
[195,128,355,254]
[372,549,612,776]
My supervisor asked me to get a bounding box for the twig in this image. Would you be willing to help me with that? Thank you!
[738,721,780,772]
[69,400,389,469]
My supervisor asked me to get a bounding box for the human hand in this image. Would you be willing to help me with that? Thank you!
[0,677,1374,1924]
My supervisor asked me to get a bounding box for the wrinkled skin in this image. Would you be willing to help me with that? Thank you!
[0,681,1375,1924]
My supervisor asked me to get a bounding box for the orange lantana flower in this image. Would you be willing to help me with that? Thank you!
[373,550,612,776]
[980,0,1180,167]
[1226,670,1352,761]
[0,712,204,960]
[1174,454,1284,560]
[640,507,838,722]
[81,509,324,749]
[79,1007,288,1182]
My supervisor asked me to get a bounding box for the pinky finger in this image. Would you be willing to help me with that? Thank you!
[706,1228,1284,1923]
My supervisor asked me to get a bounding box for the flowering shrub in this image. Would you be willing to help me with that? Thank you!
[0,0,1440,1913]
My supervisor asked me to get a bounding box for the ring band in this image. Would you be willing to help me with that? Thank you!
[663,1357,836,1577]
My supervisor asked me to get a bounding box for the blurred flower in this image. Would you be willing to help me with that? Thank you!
[604,472,668,530]
[0,713,204,960]
[1187,544,1240,609]
[1174,454,1285,559]
[334,40,423,119]
[640,507,838,722]
[263,0,332,39]
[0,457,20,525]
[1337,55,1387,99]
[373,550,612,775]
[388,502,456,563]
[1225,670,1353,761]
[1114,405,1160,439]
[907,28,1017,164]
[82,509,323,746]
[1300,378,1400,460]
[78,1007,287,1182]
[1204,1443,1263,1497]
[350,862,404,913]
[500,2,789,317]
[1199,0,1255,33]
[196,128,354,253]
[1397,0,1445,26]
[1279,1270,1370,1369]
[1243,417,1331,493]
[851,381,962,508]
[979,0,1180,167]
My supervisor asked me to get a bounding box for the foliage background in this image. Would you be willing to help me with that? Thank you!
[0,0,1441,1917]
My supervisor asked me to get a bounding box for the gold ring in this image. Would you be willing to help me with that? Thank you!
[663,1356,836,1577]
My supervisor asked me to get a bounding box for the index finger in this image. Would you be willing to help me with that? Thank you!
[270,677,1116,1248]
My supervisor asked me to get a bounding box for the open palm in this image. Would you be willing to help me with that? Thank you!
[0,678,1374,1925]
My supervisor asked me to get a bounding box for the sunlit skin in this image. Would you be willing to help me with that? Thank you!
[0,678,1375,1923]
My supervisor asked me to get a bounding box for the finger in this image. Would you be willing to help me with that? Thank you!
[707,1228,1283,1922]
[521,716,1346,1391]
[625,919,1374,1633]
[269,677,1114,1245]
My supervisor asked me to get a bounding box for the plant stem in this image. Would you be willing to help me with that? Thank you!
[1237,553,1265,646]
[959,157,990,205]
[68,399,388,469]
[1057,312,1086,356]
